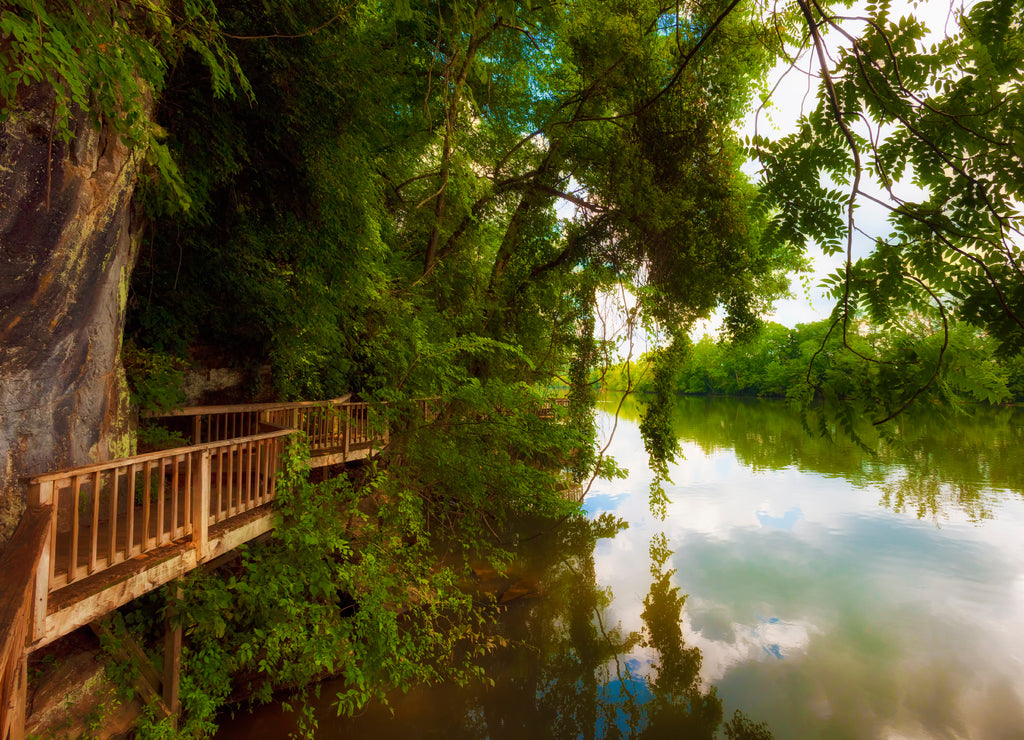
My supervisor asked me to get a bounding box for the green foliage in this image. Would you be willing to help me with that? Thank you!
[724,710,776,740]
[749,0,1024,419]
[601,316,1017,449]
[637,337,687,519]
[115,438,508,737]
[12,0,1024,732]
[124,0,797,425]
[605,319,1016,408]
[0,0,249,208]
[380,381,584,551]
[135,425,188,453]
[122,342,187,415]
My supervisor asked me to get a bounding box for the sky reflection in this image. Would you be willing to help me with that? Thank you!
[587,398,1024,739]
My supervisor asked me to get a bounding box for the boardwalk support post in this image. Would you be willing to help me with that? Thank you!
[6,651,27,740]
[163,581,183,727]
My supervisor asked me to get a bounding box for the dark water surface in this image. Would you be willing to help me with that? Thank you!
[218,397,1024,738]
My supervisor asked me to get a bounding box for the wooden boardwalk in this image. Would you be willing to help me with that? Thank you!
[0,395,566,738]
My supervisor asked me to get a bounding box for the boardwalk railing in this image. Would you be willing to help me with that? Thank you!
[17,429,293,649]
[537,396,569,419]
[0,393,566,739]
[28,430,292,596]
[155,398,388,461]
[260,401,384,457]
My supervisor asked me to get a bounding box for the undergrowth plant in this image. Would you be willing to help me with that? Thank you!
[119,436,502,739]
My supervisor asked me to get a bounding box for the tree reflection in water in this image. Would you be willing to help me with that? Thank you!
[218,513,775,739]
[603,394,1024,525]
[465,517,772,740]
[219,396,1024,738]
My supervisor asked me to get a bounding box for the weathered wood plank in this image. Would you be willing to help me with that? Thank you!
[89,471,100,574]
[308,448,371,468]
[126,465,136,558]
[201,507,277,563]
[109,470,119,566]
[157,459,167,547]
[142,461,153,553]
[69,476,81,584]
[38,542,198,649]
[191,451,210,561]
[27,484,54,644]
[1,642,27,740]
[0,506,52,653]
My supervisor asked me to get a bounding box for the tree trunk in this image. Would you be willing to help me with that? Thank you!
[0,84,144,545]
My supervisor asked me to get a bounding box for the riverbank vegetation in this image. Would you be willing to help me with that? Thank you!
[599,318,1024,404]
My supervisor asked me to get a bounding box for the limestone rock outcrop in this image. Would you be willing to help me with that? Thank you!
[1,84,143,544]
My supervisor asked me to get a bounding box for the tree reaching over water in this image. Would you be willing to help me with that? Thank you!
[124,0,798,525]
[129,0,793,392]
[749,0,1024,429]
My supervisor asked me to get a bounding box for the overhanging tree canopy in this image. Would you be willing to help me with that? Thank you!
[2,0,1021,481]
[750,0,1024,425]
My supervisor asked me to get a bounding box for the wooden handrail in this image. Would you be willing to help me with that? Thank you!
[21,429,294,484]
[0,504,53,740]
[144,395,352,418]
[0,392,566,736]
[16,430,294,601]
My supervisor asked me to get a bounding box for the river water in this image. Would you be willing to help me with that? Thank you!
[219,396,1024,738]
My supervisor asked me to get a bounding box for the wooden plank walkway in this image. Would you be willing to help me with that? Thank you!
[0,395,566,738]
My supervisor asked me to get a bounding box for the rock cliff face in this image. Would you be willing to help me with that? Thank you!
[0,84,143,544]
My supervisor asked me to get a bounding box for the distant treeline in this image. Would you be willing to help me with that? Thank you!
[597,319,1024,404]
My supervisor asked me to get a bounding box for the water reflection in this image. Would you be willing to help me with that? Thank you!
[603,394,1024,524]
[481,520,774,739]
[218,514,773,739]
[220,397,1024,739]
[587,396,1024,738]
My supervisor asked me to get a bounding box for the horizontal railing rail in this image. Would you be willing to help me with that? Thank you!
[157,398,390,455]
[260,401,385,455]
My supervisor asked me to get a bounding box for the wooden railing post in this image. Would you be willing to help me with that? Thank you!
[1,499,53,740]
[343,406,351,457]
[190,451,211,561]
[7,649,27,740]
[28,481,53,644]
